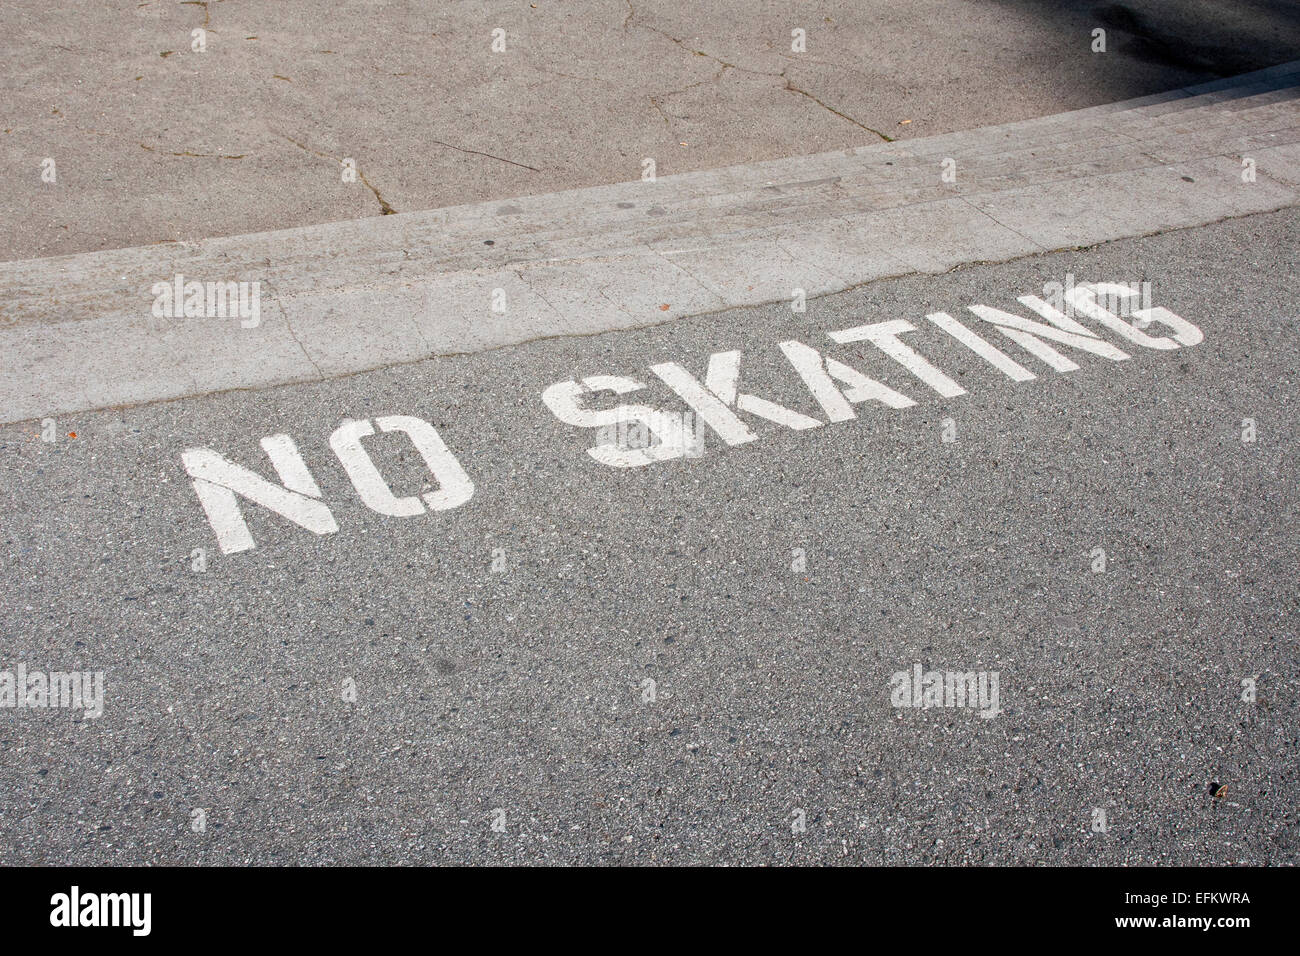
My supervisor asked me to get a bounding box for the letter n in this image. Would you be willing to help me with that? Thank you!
[182,435,338,554]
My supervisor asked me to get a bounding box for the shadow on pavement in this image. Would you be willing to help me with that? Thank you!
[996,0,1300,91]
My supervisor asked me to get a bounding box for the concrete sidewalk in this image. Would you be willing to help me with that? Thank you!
[2,61,1298,426]
[4,0,1299,261]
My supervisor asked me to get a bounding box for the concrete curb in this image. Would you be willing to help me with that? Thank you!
[3,61,1299,424]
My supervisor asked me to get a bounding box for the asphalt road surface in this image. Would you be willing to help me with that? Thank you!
[1,208,1296,864]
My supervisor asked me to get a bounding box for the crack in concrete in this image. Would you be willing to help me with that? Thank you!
[396,288,436,356]
[531,66,604,83]
[647,247,728,303]
[179,0,212,29]
[624,10,894,145]
[772,237,854,285]
[783,81,895,142]
[628,15,784,79]
[427,139,539,173]
[596,284,639,320]
[278,297,327,380]
[514,270,565,319]
[356,169,398,215]
[278,134,397,215]
[1256,163,1300,188]
[956,195,1049,251]
[648,68,726,127]
[140,143,246,159]
[648,96,671,127]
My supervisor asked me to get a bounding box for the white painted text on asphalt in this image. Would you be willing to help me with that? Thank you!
[183,282,1203,554]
